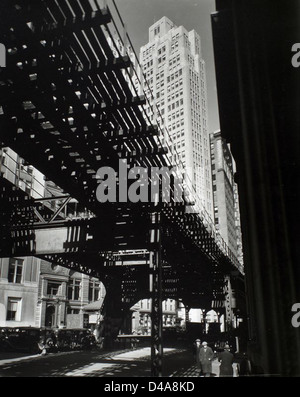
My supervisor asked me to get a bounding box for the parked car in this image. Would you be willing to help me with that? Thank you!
[0,327,12,352]
[55,328,73,351]
[0,326,96,354]
[0,326,41,354]
[55,328,96,351]
[38,327,58,354]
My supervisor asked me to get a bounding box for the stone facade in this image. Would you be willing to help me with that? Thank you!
[0,257,105,329]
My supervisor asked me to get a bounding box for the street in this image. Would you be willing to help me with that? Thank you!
[0,347,238,377]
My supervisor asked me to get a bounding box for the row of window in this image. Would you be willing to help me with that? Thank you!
[167,108,184,123]
[158,45,166,55]
[170,40,179,52]
[140,299,175,311]
[46,280,101,302]
[156,70,164,80]
[158,55,166,64]
[167,68,183,83]
[187,54,194,67]
[5,296,89,321]
[167,98,184,112]
[154,25,160,36]
[167,78,183,93]
[1,259,101,304]
[142,44,156,59]
[167,88,184,104]
[169,53,181,68]
[167,117,185,131]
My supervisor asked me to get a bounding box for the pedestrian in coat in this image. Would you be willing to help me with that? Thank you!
[238,353,251,376]
[218,344,234,377]
[193,339,202,375]
[199,341,214,377]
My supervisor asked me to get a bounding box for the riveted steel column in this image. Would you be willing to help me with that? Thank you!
[149,211,163,377]
[224,275,233,331]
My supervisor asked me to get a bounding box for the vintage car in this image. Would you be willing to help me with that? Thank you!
[0,327,13,352]
[0,326,41,354]
[38,327,58,354]
[55,328,96,351]
[0,326,96,354]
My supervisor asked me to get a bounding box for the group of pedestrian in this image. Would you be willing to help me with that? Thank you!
[194,339,234,377]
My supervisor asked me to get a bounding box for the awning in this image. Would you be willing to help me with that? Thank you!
[83,298,104,312]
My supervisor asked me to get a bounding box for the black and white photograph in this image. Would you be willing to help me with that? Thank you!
[0,0,299,383]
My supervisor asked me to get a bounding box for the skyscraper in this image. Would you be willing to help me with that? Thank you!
[139,17,213,222]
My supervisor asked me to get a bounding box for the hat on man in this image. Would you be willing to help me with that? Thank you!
[224,344,230,350]
[195,339,201,342]
[202,341,208,346]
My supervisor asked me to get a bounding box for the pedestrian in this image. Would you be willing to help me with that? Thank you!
[199,341,214,377]
[238,352,251,376]
[194,339,202,376]
[218,344,234,377]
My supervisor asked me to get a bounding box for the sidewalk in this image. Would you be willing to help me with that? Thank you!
[0,352,40,366]
[172,359,239,377]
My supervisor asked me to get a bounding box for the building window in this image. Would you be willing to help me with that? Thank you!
[47,281,61,296]
[89,281,100,302]
[8,258,23,284]
[68,279,81,301]
[67,307,80,315]
[6,298,21,321]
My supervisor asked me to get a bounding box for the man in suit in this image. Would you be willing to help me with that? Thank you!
[218,344,234,377]
[199,341,214,377]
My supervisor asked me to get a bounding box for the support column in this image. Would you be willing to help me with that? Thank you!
[224,275,233,331]
[149,211,163,377]
[185,306,190,325]
[101,277,123,350]
[202,309,207,334]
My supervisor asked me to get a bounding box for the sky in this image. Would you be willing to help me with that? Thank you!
[110,0,220,133]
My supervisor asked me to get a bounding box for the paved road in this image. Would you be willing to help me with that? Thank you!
[0,347,239,377]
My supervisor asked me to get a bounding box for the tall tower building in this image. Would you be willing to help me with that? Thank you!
[139,17,213,221]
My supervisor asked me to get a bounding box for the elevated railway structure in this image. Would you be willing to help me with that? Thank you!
[0,0,245,375]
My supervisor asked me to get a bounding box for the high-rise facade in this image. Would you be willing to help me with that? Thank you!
[210,130,243,264]
[139,17,213,221]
